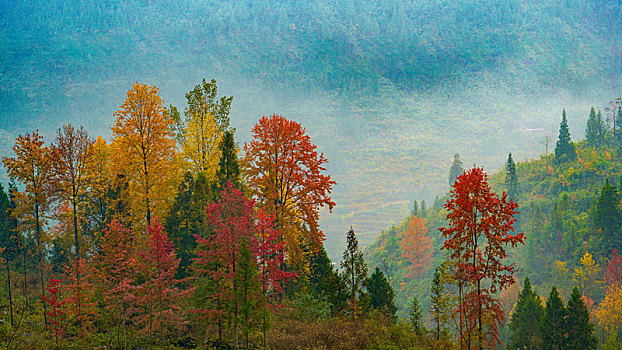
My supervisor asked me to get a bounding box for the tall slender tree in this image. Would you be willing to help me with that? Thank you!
[585,107,606,147]
[340,227,367,319]
[111,82,178,229]
[440,167,524,350]
[555,109,577,163]
[505,153,519,201]
[50,124,94,259]
[399,216,432,278]
[3,130,53,325]
[409,296,425,335]
[430,264,451,341]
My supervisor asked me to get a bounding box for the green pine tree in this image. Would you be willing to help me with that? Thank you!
[420,200,427,218]
[555,109,577,163]
[412,200,419,217]
[365,267,397,318]
[448,153,464,186]
[429,265,450,340]
[235,237,262,350]
[308,246,348,314]
[409,296,425,335]
[565,286,597,350]
[508,277,544,350]
[505,153,519,201]
[540,286,567,350]
[586,107,606,147]
[594,179,622,256]
[214,129,242,195]
[340,227,368,319]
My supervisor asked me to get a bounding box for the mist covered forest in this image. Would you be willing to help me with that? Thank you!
[1,0,622,349]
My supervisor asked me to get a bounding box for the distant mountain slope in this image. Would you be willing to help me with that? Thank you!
[365,137,622,314]
[1,0,621,259]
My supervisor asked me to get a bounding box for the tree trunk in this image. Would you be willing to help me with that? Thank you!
[35,201,48,326]
[7,264,13,327]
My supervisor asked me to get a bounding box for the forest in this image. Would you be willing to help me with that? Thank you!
[0,77,620,350]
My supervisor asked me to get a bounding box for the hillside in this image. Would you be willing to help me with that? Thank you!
[2,0,622,259]
[365,123,622,322]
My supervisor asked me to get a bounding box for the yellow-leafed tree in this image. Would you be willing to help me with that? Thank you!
[573,251,602,300]
[110,82,179,230]
[181,108,222,181]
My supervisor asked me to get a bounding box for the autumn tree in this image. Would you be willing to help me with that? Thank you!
[508,277,544,350]
[93,220,139,348]
[83,136,112,234]
[63,258,99,336]
[243,114,335,263]
[111,82,178,229]
[42,275,66,347]
[540,286,567,350]
[596,283,622,344]
[573,251,601,301]
[3,130,53,324]
[184,78,232,134]
[565,286,597,349]
[181,108,222,180]
[340,227,367,319]
[50,124,93,258]
[399,215,432,278]
[449,153,464,186]
[136,219,193,342]
[440,167,524,350]
[555,109,577,163]
[605,248,622,286]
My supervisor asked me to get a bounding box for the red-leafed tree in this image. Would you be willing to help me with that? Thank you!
[440,167,524,350]
[42,275,65,347]
[605,248,622,286]
[399,216,432,278]
[93,220,138,348]
[243,114,335,264]
[63,258,99,336]
[136,219,194,341]
[193,181,295,345]
[193,181,257,342]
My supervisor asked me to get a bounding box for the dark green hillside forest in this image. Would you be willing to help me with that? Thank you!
[2,0,622,259]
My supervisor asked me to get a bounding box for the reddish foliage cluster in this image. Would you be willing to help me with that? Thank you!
[42,275,65,343]
[605,248,622,286]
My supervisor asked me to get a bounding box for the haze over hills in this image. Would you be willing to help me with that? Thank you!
[1,0,622,259]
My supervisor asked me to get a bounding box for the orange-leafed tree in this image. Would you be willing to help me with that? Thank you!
[136,219,193,341]
[63,257,99,336]
[399,216,432,278]
[110,82,178,230]
[50,124,94,258]
[440,167,524,350]
[243,114,335,263]
[2,130,53,324]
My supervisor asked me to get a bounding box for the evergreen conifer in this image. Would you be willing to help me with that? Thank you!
[565,286,597,349]
[555,109,577,162]
[508,277,544,350]
[540,286,567,350]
